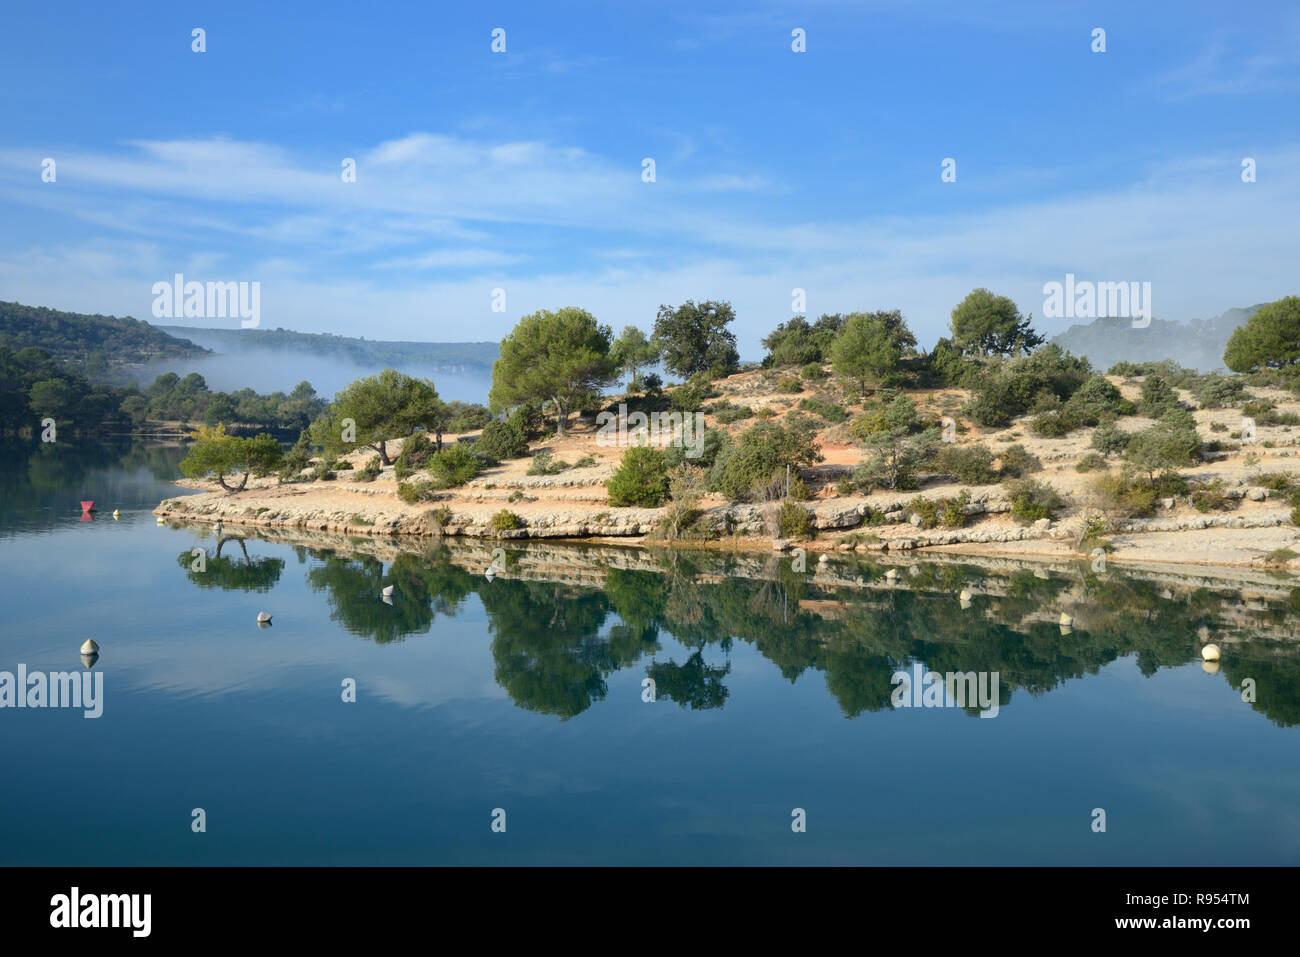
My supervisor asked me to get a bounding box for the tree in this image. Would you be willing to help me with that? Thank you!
[856,426,938,491]
[489,307,618,437]
[1224,296,1300,373]
[1124,413,1202,484]
[179,424,284,492]
[652,300,740,378]
[310,369,443,465]
[950,288,1044,359]
[830,311,916,395]
[607,446,670,507]
[610,325,660,392]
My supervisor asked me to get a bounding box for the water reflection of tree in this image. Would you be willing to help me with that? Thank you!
[306,546,476,643]
[177,537,285,592]
[283,540,1300,726]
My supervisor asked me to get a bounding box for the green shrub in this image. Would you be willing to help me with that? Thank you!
[424,444,485,488]
[936,443,998,484]
[606,446,670,507]
[710,420,823,501]
[527,449,570,475]
[670,377,711,413]
[1091,422,1131,457]
[1138,375,1180,418]
[1193,375,1247,409]
[359,455,382,482]
[1089,471,1157,519]
[572,454,597,468]
[964,345,1092,427]
[798,397,848,423]
[801,362,828,380]
[940,490,971,528]
[777,500,814,538]
[1256,471,1297,492]
[1075,452,1108,472]
[394,433,435,479]
[710,399,753,424]
[906,497,941,529]
[427,505,454,529]
[1191,479,1232,512]
[998,443,1041,477]
[1005,479,1063,524]
[490,510,524,532]
[477,417,529,460]
[398,480,436,503]
[1031,410,1076,437]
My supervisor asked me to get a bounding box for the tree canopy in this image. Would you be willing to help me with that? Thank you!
[1223,296,1300,373]
[489,307,618,436]
[950,288,1044,358]
[610,325,660,392]
[179,424,284,492]
[310,369,443,464]
[829,310,917,395]
[652,300,740,379]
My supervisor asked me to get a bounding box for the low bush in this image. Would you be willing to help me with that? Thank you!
[427,444,486,488]
[936,443,998,484]
[1089,471,1158,519]
[801,362,828,380]
[777,500,814,538]
[1075,452,1108,472]
[998,443,1041,478]
[798,397,849,423]
[606,446,670,507]
[776,375,803,393]
[1005,479,1063,524]
[527,449,570,476]
[358,455,383,482]
[476,417,529,460]
[490,510,524,533]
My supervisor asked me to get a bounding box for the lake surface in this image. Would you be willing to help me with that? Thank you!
[2,440,1298,865]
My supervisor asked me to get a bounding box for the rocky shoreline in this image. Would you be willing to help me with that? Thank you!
[154,475,1300,571]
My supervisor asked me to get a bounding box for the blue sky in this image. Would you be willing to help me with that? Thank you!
[1,0,1297,357]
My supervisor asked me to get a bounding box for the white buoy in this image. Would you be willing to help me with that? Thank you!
[818,554,829,564]
[80,652,98,669]
[381,585,394,598]
[156,517,166,525]
[885,568,898,581]
[1059,612,1073,627]
[1201,644,1221,662]
[959,589,972,601]
[112,509,120,519]
[485,565,497,580]
[80,638,99,656]
[257,612,273,623]
[1202,660,1221,674]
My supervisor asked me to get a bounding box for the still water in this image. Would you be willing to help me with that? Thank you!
[1,440,1298,864]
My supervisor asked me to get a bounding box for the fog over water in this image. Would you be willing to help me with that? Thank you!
[129,348,495,404]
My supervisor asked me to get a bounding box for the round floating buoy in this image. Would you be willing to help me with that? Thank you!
[80,652,98,669]
[959,589,972,601]
[112,509,120,519]
[156,517,166,525]
[818,554,829,564]
[1201,643,1221,662]
[485,566,497,580]
[80,638,99,656]
[1202,660,1221,674]
[257,612,272,624]
[381,585,394,598]
[884,568,898,580]
[1059,612,1073,627]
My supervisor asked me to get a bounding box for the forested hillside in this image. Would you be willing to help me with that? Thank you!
[0,300,208,375]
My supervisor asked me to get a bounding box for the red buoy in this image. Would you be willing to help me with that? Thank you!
[81,500,95,513]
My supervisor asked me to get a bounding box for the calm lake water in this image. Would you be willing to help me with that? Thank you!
[2,440,1298,865]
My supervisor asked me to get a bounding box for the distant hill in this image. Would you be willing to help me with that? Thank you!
[0,301,209,375]
[1049,304,1267,373]
[159,325,499,373]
